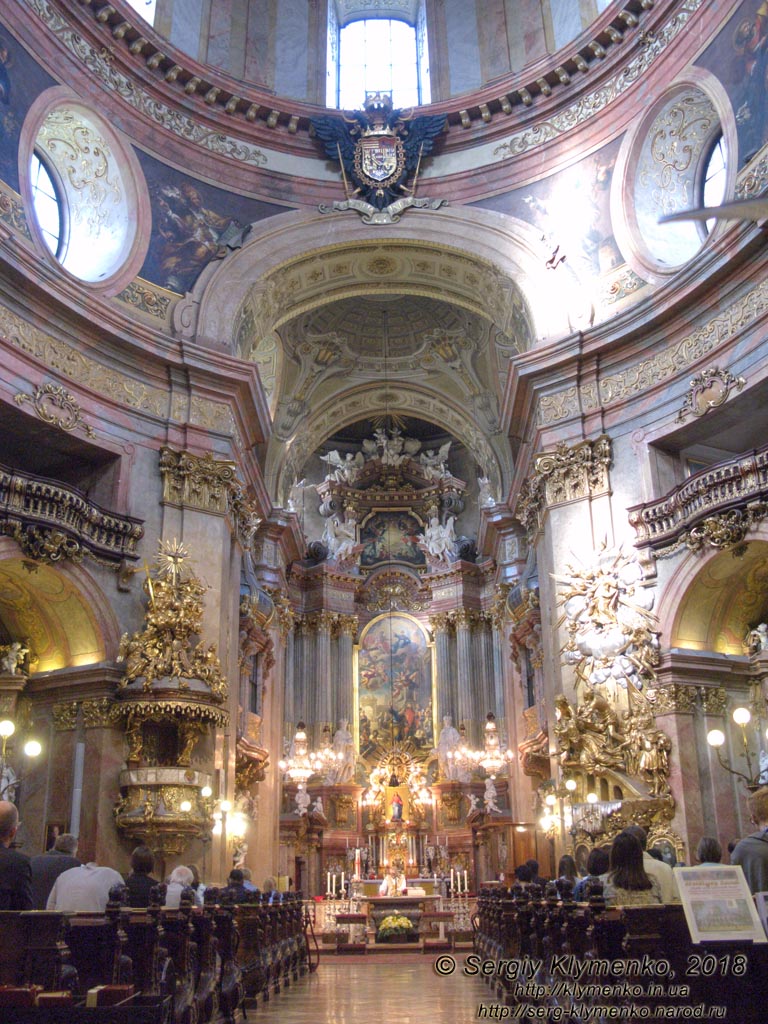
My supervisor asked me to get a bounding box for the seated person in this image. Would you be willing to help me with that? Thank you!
[573,847,610,900]
[164,865,194,908]
[603,832,661,907]
[379,864,406,896]
[224,867,255,903]
[125,845,159,907]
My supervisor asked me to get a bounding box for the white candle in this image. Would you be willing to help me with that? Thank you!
[332,873,336,894]
[341,872,345,891]
[327,871,331,893]
[464,870,468,893]
[450,868,455,891]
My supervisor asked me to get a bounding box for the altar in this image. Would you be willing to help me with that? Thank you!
[363,893,441,939]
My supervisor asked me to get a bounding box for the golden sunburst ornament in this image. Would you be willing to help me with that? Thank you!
[155,538,190,587]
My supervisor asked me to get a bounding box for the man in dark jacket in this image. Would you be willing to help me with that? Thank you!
[30,832,81,909]
[0,799,32,909]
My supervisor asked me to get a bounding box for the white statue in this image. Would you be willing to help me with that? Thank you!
[1,641,28,676]
[478,475,496,509]
[746,623,768,654]
[311,796,325,816]
[484,777,501,814]
[322,517,357,561]
[419,441,451,480]
[320,449,364,484]
[287,478,308,512]
[295,788,311,816]
[0,763,18,802]
[363,428,420,466]
[433,715,462,781]
[421,516,457,563]
[467,793,480,816]
[326,719,356,784]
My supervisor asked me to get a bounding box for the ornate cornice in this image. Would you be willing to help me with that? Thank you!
[0,462,144,567]
[515,436,611,541]
[629,444,768,560]
[0,302,167,416]
[29,0,666,146]
[540,278,768,426]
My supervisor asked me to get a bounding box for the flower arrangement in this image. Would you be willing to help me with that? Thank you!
[377,914,413,941]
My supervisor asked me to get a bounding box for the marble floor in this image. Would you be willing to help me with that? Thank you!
[251,954,496,1023]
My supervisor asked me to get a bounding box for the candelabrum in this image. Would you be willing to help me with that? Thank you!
[0,718,42,802]
[707,705,768,791]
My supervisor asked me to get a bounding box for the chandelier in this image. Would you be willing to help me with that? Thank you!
[447,713,514,779]
[278,722,322,785]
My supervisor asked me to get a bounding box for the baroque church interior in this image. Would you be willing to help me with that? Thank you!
[3,0,768,1013]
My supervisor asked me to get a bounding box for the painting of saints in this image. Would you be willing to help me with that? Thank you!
[356,613,434,756]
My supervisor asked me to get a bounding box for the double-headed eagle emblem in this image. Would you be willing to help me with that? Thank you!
[311,92,446,223]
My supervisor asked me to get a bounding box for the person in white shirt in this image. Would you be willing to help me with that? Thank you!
[47,862,125,912]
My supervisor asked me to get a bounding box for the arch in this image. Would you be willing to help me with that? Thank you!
[0,542,120,671]
[657,537,768,656]
[177,206,585,351]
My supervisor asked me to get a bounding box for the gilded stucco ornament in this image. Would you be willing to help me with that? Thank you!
[14,382,96,438]
[515,436,611,540]
[554,692,672,798]
[676,367,746,423]
[113,540,225,855]
[555,543,659,691]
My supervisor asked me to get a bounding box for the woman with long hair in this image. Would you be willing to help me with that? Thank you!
[603,831,662,906]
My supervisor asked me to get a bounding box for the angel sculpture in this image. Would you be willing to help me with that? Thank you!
[421,516,457,563]
[322,517,357,561]
[310,92,446,213]
[320,449,364,484]
[362,427,420,466]
[478,475,496,509]
[419,441,451,479]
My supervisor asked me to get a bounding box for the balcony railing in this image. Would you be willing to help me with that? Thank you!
[0,462,143,565]
[628,445,768,558]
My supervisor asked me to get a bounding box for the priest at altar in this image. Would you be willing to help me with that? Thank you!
[378,865,407,896]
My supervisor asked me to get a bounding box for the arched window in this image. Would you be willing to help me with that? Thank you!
[330,16,429,110]
[124,0,157,25]
[29,151,65,259]
[699,132,728,237]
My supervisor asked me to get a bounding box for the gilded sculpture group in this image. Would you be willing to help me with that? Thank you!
[554,691,671,797]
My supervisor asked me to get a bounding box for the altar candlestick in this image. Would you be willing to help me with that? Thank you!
[450,868,455,892]
[327,872,331,894]
[464,870,468,893]
[341,871,345,892]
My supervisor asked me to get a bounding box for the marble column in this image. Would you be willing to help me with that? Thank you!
[314,612,333,735]
[283,622,296,731]
[292,618,307,724]
[430,613,455,723]
[455,610,476,742]
[335,615,357,727]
